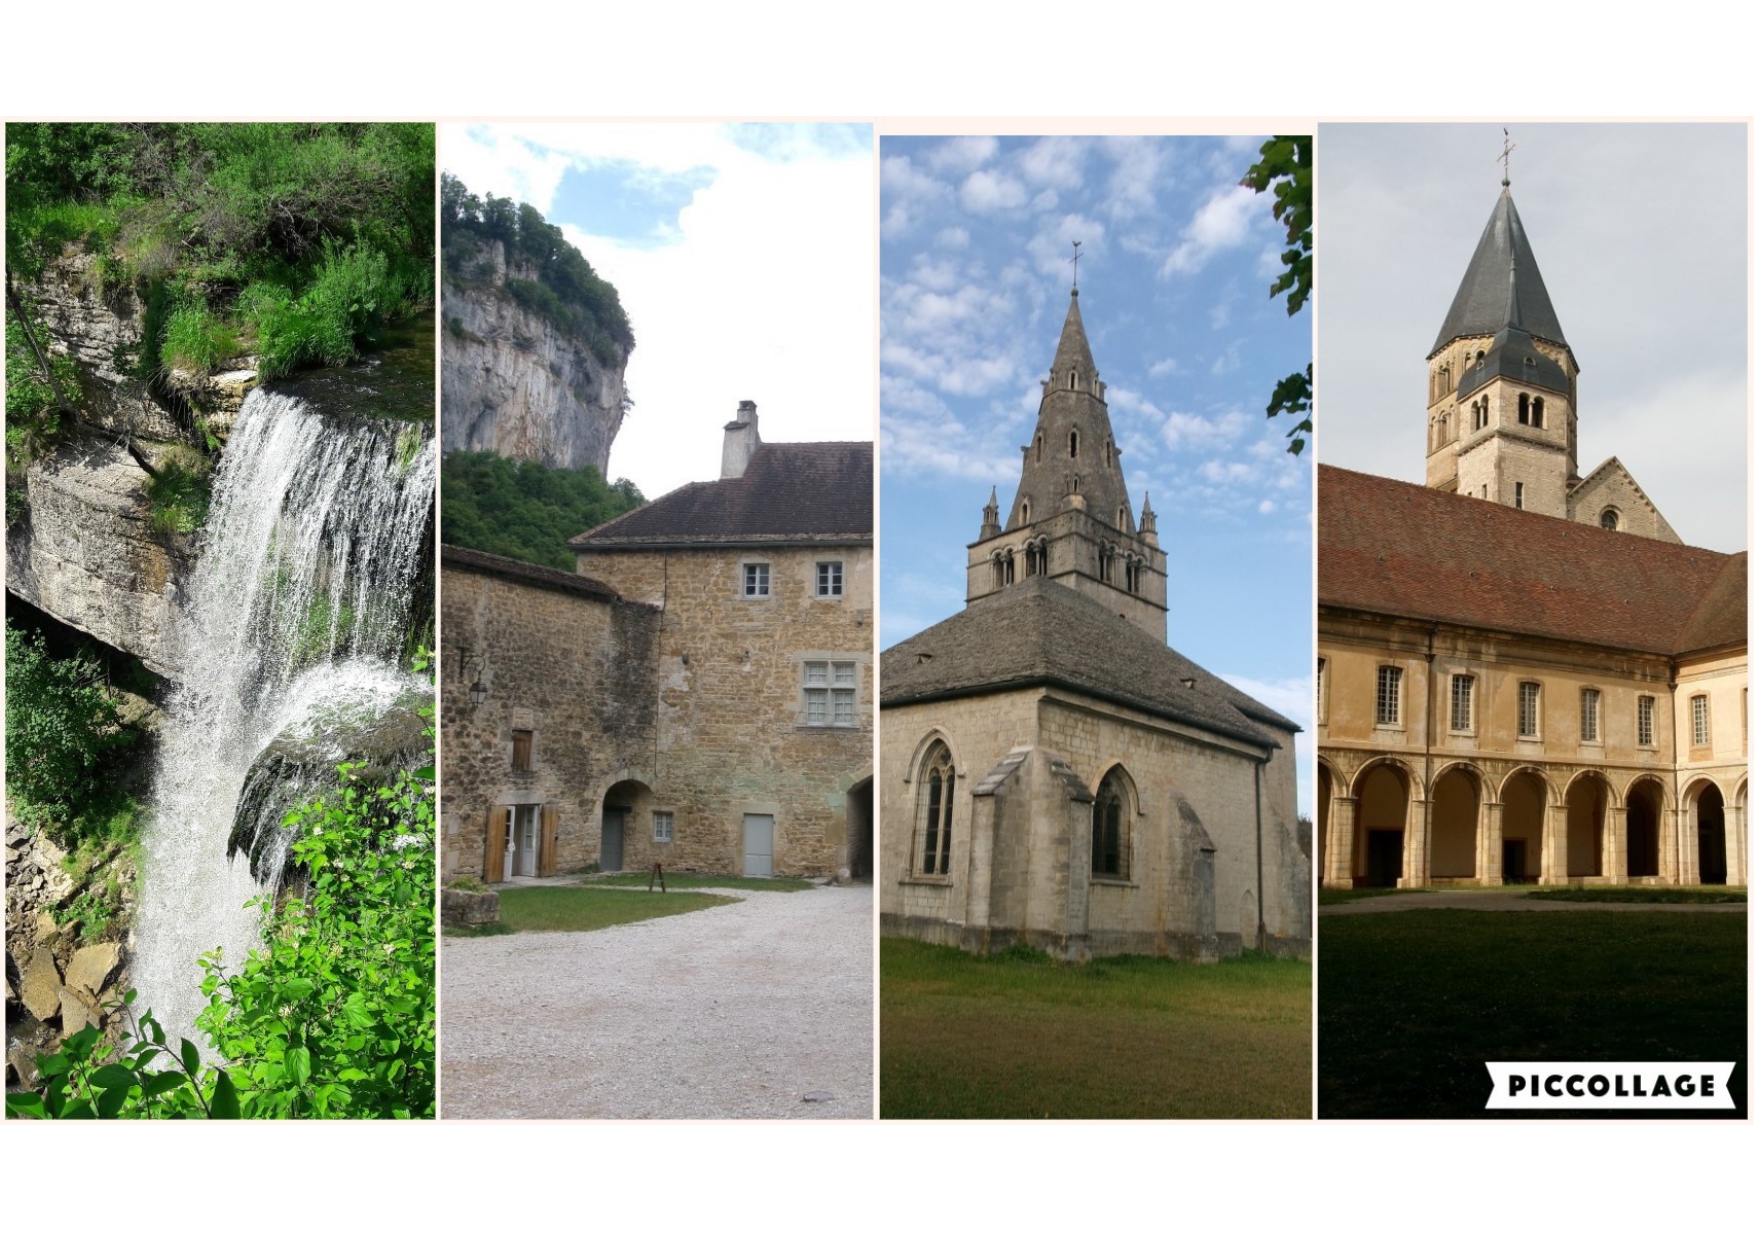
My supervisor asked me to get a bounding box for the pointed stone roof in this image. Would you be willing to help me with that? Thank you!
[1051,289,1098,380]
[1431,190,1571,363]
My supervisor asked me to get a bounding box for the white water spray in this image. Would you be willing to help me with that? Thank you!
[131,389,434,1047]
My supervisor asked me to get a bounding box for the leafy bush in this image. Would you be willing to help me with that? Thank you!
[4,621,137,844]
[144,452,211,534]
[441,451,645,570]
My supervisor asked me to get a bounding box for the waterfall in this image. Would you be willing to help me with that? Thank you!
[131,388,435,1049]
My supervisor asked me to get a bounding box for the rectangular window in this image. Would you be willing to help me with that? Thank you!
[1692,694,1710,748]
[1450,673,1473,732]
[1518,681,1541,738]
[652,811,673,844]
[1637,695,1655,747]
[743,562,770,597]
[1375,665,1401,726]
[803,660,858,728]
[511,729,533,772]
[816,561,843,598]
[1580,688,1600,743]
[1317,657,1327,723]
[1514,482,1525,509]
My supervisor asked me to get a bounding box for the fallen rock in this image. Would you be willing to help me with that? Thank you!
[66,942,122,996]
[59,984,101,1034]
[35,909,60,945]
[21,946,63,1021]
[442,888,501,928]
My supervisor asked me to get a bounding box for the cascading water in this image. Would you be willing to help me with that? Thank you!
[131,387,435,1048]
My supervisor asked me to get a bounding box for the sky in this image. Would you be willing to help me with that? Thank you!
[1319,122,1748,553]
[440,122,875,500]
[879,135,1315,808]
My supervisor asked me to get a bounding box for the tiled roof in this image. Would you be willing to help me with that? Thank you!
[1319,466,1745,656]
[441,543,622,602]
[570,441,872,547]
[881,576,1294,749]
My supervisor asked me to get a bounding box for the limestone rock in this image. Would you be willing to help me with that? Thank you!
[58,984,101,1034]
[66,942,122,996]
[440,237,629,473]
[34,909,60,945]
[21,946,63,1021]
[441,888,501,928]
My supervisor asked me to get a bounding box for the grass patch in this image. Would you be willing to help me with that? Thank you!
[580,871,813,893]
[881,937,1310,1118]
[1319,910,1747,1118]
[478,885,738,934]
[1523,886,1746,905]
[1319,886,1434,906]
[143,452,211,534]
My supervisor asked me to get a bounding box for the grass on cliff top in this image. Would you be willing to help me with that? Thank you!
[1319,909,1747,1119]
[580,871,813,893]
[447,885,738,936]
[1522,885,1747,904]
[880,938,1311,1119]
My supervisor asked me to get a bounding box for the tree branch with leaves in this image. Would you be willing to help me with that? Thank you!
[1241,135,1312,455]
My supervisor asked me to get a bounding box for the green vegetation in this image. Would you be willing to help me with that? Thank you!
[441,450,644,570]
[1319,910,1747,1118]
[1318,886,1433,906]
[580,871,814,893]
[441,172,633,366]
[4,620,141,846]
[5,302,77,522]
[881,938,1311,1118]
[143,449,211,534]
[1241,134,1313,455]
[451,885,738,936]
[1523,885,1747,905]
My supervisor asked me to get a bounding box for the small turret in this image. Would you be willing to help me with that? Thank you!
[979,487,1001,541]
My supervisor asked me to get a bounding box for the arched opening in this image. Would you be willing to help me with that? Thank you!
[1566,772,1611,878]
[1518,392,1530,423]
[1500,770,1546,883]
[846,776,873,881]
[1600,508,1620,531]
[1626,778,1663,879]
[1092,768,1131,879]
[915,742,956,877]
[1429,766,1481,881]
[1355,763,1409,887]
[1020,499,1031,525]
[601,779,654,873]
[1069,429,1080,458]
[1034,433,1043,462]
[1694,782,1727,885]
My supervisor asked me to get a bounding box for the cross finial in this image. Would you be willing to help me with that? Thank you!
[1498,127,1516,188]
[1069,240,1083,293]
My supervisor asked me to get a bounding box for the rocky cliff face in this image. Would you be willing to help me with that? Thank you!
[440,237,628,473]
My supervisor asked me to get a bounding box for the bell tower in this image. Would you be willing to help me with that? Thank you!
[967,284,1168,641]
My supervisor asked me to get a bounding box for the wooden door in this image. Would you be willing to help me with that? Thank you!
[539,805,559,878]
[484,806,509,883]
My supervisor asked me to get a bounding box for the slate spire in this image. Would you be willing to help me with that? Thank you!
[1430,189,1572,365]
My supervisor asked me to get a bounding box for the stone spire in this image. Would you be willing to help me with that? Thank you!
[1139,493,1158,546]
[979,486,1001,541]
[1006,291,1133,534]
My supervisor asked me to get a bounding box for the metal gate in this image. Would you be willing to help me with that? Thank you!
[742,814,774,878]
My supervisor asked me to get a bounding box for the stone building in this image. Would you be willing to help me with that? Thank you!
[1318,182,1747,890]
[440,402,873,882]
[879,292,1309,962]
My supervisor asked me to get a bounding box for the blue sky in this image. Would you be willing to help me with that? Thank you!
[879,135,1314,807]
[442,122,874,499]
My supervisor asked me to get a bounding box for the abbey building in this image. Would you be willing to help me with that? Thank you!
[880,290,1310,961]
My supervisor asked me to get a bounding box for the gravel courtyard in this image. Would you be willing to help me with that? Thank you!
[440,883,874,1119]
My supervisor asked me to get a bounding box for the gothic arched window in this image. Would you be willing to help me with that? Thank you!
[916,742,956,877]
[1532,396,1544,428]
[1600,508,1620,531]
[1092,768,1130,879]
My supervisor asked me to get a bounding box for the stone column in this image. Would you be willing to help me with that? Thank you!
[1658,796,1677,884]
[1540,799,1569,884]
[1328,796,1357,889]
[1604,806,1628,885]
[1727,801,1747,887]
[1400,797,1430,888]
[1677,801,1699,886]
[1480,801,1504,885]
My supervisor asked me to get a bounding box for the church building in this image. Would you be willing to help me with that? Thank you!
[1318,177,1747,890]
[880,290,1310,962]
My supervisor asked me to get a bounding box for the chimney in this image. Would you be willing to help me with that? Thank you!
[721,399,761,479]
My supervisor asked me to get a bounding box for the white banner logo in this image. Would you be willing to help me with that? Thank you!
[1485,1062,1737,1109]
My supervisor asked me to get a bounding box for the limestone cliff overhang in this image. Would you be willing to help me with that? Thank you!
[880,577,1293,751]
[1318,465,1745,657]
[441,543,655,611]
[570,440,873,550]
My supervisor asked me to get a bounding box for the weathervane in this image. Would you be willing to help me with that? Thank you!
[1070,240,1084,292]
[1498,127,1516,187]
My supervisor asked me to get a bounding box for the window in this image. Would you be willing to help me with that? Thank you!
[1317,657,1328,723]
[1637,695,1656,747]
[1069,429,1080,458]
[1692,694,1710,747]
[1450,674,1474,732]
[815,561,843,598]
[652,811,673,843]
[1518,681,1541,738]
[1532,396,1545,428]
[1092,769,1130,879]
[511,729,533,772]
[1376,665,1402,726]
[1600,508,1619,531]
[1518,392,1530,424]
[1124,558,1142,593]
[1514,482,1525,509]
[743,562,770,597]
[1098,544,1114,583]
[804,660,857,728]
[1020,499,1031,525]
[917,743,955,877]
[1580,688,1600,743]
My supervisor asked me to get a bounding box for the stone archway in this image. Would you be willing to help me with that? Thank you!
[600,779,654,873]
[1429,765,1482,882]
[1565,771,1612,879]
[1354,762,1409,888]
[1625,778,1664,879]
[1693,782,1728,885]
[1499,769,1547,883]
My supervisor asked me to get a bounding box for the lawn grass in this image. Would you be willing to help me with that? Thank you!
[881,938,1311,1118]
[1318,886,1433,906]
[1523,885,1747,905]
[579,872,814,893]
[445,886,738,935]
[1319,910,1746,1119]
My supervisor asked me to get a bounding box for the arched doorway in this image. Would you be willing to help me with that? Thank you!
[1694,782,1727,885]
[1625,779,1663,879]
[846,776,873,881]
[1355,763,1409,887]
[601,779,654,873]
[1429,766,1481,882]
[1566,772,1612,878]
[1500,770,1547,883]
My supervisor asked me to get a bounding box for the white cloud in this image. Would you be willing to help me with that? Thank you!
[1018,137,1088,190]
[1217,673,1313,732]
[1161,408,1249,450]
[1026,213,1106,279]
[1162,184,1265,276]
[1147,357,1180,378]
[935,226,970,250]
[961,169,1028,213]
[1210,341,1242,375]
[927,136,1000,174]
[1258,498,1277,515]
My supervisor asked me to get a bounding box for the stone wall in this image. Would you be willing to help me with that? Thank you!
[1568,463,1682,543]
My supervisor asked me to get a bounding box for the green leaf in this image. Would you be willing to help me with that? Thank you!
[179,1038,203,1077]
[88,1064,137,1090]
[96,1085,131,1119]
[211,1069,241,1119]
[285,1046,311,1088]
[6,1091,48,1119]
